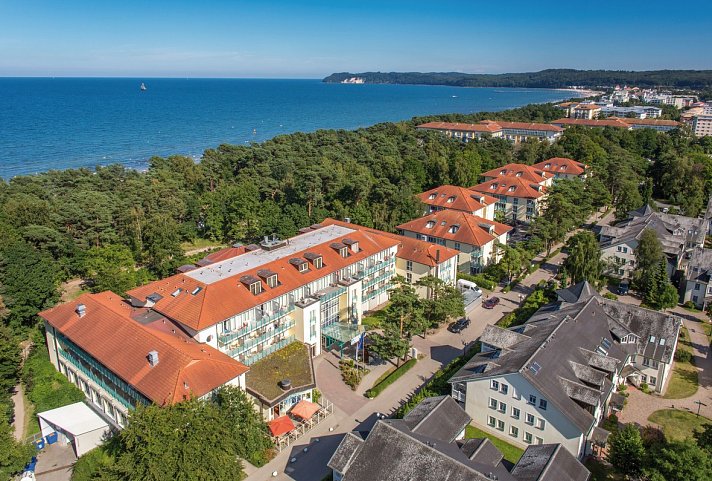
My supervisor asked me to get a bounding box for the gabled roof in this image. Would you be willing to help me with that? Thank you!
[127,225,400,331]
[418,185,497,214]
[556,281,599,305]
[511,444,590,481]
[687,248,712,283]
[551,118,632,129]
[485,121,563,133]
[402,395,472,443]
[396,210,512,247]
[532,158,587,177]
[619,118,680,127]
[39,292,248,406]
[471,176,547,199]
[417,121,502,133]
[320,218,460,267]
[481,163,550,184]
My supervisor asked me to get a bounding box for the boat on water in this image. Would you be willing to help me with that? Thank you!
[140,82,147,91]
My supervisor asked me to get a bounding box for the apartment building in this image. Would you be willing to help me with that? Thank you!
[416,120,563,143]
[328,396,590,481]
[396,210,511,273]
[551,117,680,132]
[532,157,588,180]
[39,292,249,427]
[571,104,601,120]
[449,286,681,458]
[417,184,497,219]
[599,106,662,119]
[471,164,551,224]
[126,225,401,367]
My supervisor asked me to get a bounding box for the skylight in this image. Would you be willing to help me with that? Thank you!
[529,362,541,374]
[426,221,435,228]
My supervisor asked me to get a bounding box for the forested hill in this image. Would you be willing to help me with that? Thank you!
[323,69,712,89]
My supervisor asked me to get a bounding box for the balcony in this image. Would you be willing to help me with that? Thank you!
[218,303,295,346]
[60,353,136,410]
[362,270,394,290]
[361,258,395,277]
[315,285,347,303]
[226,319,296,358]
[242,335,297,365]
[364,284,391,301]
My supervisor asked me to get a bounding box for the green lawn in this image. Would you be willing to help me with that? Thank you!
[362,309,387,330]
[663,361,699,399]
[181,238,225,252]
[465,425,524,464]
[648,409,712,441]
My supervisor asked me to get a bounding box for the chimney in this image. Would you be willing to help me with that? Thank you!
[76,304,86,318]
[147,350,159,367]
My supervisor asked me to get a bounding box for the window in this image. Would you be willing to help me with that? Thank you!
[249,282,262,295]
[500,384,509,395]
[406,260,413,271]
[622,247,628,253]
[525,432,533,444]
[447,196,455,203]
[498,401,507,413]
[429,193,437,200]
[536,436,544,445]
[454,242,461,251]
[497,420,505,431]
[650,376,657,386]
[528,395,536,405]
[426,221,436,229]
[449,225,460,234]
[512,407,520,419]
[488,416,496,427]
[526,413,535,425]
[491,380,500,391]
[695,283,701,290]
[512,388,521,400]
[510,426,519,438]
[406,273,413,284]
[314,257,323,269]
[489,398,498,409]
[537,418,546,430]
[267,275,278,288]
[641,374,647,383]
[617,246,622,252]
[539,399,548,410]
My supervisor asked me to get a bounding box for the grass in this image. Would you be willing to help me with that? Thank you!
[369,367,396,389]
[245,342,314,403]
[362,309,387,330]
[465,425,524,464]
[181,238,225,252]
[648,409,712,441]
[664,326,699,399]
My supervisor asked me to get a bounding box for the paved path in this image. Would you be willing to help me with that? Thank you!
[12,384,26,441]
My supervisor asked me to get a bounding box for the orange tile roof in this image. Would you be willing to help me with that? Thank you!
[481,163,550,184]
[416,121,502,133]
[197,245,248,266]
[573,104,601,110]
[321,218,459,267]
[417,185,497,213]
[618,118,680,127]
[470,176,547,199]
[39,292,248,406]
[396,211,512,248]
[484,120,563,133]
[127,228,400,331]
[551,117,631,129]
[532,157,587,176]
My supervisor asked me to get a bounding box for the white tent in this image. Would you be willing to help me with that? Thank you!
[37,402,110,457]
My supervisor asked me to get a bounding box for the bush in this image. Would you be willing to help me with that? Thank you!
[71,445,115,481]
[498,312,516,328]
[617,384,628,392]
[674,349,693,363]
[604,292,618,300]
[683,300,696,309]
[456,272,496,290]
[366,358,416,398]
[640,382,650,394]
[339,359,367,390]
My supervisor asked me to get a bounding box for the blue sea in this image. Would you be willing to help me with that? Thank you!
[0,78,580,178]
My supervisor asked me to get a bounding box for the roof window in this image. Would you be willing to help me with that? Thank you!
[508,186,516,192]
[529,362,541,374]
[171,288,182,297]
[426,220,436,229]
[447,196,455,203]
[190,287,202,296]
[429,193,437,199]
[448,224,460,234]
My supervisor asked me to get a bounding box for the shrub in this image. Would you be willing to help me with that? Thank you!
[604,292,618,300]
[339,359,367,390]
[617,384,627,392]
[640,382,650,394]
[365,358,416,398]
[311,388,321,405]
[674,349,693,363]
[497,312,516,328]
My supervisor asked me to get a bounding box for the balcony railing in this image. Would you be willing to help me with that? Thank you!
[60,352,136,410]
[218,303,295,346]
[364,284,391,301]
[242,335,296,365]
[226,319,295,358]
[360,258,395,278]
[362,270,394,290]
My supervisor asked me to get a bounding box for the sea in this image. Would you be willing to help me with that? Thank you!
[0,78,581,179]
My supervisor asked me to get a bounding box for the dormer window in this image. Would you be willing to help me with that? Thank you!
[257,269,279,288]
[240,275,263,295]
[289,257,309,273]
[449,224,460,234]
[447,196,455,203]
[515,172,522,177]
[508,186,516,192]
[250,282,262,295]
[545,163,551,168]
[500,170,506,175]
[490,183,497,190]
[429,193,437,199]
[342,238,360,253]
[340,247,348,258]
[314,257,323,269]
[426,220,436,228]
[304,252,323,268]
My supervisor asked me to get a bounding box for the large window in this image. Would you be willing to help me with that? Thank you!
[320,297,340,328]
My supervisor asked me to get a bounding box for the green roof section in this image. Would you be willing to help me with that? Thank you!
[245,341,315,406]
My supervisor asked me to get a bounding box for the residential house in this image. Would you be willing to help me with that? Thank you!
[532,157,588,180]
[397,210,512,273]
[417,184,497,220]
[598,205,704,278]
[599,106,662,119]
[39,292,249,428]
[682,248,712,309]
[449,284,681,458]
[571,104,601,120]
[328,395,590,481]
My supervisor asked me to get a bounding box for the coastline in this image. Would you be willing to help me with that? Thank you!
[555,88,603,98]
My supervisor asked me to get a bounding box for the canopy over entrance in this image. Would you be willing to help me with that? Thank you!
[321,322,365,358]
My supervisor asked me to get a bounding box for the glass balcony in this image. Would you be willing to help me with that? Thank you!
[218,303,295,346]
[362,270,394,290]
[242,335,297,365]
[226,319,295,358]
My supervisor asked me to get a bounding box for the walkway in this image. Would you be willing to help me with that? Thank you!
[12,384,26,441]
[618,310,712,425]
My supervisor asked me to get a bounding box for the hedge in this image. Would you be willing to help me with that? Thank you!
[365,358,417,398]
[456,272,496,291]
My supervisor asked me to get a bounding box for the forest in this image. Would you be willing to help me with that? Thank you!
[323,69,712,89]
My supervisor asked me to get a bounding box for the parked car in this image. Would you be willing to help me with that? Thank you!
[483,297,500,309]
[617,281,629,295]
[448,318,471,333]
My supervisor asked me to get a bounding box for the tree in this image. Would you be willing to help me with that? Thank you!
[214,386,273,467]
[368,324,411,367]
[607,424,645,477]
[84,244,144,296]
[141,214,184,278]
[563,231,603,285]
[0,410,34,480]
[107,399,245,481]
[383,277,427,339]
[416,276,465,329]
[694,423,712,454]
[635,229,664,274]
[646,439,712,481]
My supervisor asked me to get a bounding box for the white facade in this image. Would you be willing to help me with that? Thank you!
[601,241,637,278]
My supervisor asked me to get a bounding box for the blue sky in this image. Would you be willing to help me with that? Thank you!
[1,0,710,77]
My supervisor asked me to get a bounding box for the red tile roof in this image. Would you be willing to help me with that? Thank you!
[39,292,248,405]
[532,157,587,177]
[417,185,497,214]
[618,118,680,127]
[197,245,248,266]
[416,121,502,133]
[396,211,512,248]
[321,218,459,267]
[127,228,400,331]
[551,118,631,129]
[482,120,563,133]
[470,176,547,199]
[573,104,601,110]
[481,163,550,184]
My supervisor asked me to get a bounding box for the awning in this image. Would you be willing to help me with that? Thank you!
[609,392,626,411]
[37,402,108,438]
[591,426,611,445]
[290,399,320,420]
[620,365,641,378]
[321,322,365,344]
[269,415,295,437]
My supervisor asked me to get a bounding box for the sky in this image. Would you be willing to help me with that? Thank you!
[1,0,711,78]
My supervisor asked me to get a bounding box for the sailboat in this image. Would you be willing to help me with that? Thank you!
[140,82,147,92]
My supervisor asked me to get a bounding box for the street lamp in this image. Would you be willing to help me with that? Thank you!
[694,400,707,417]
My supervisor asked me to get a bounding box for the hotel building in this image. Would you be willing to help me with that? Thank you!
[417,184,497,220]
[417,121,563,143]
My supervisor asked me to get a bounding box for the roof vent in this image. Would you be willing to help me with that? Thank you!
[147,350,159,367]
[260,234,288,251]
[75,304,86,318]
[279,379,292,390]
